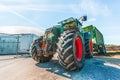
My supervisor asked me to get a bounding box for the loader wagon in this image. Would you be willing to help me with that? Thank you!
[83,25,106,54]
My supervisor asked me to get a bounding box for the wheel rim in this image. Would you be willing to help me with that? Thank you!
[75,37,83,61]
[40,43,46,49]
[90,40,93,52]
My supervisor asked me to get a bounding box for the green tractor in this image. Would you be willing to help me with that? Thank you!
[83,25,106,55]
[30,16,97,71]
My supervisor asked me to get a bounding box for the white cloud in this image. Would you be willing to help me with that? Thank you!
[0,26,44,36]
[0,0,111,16]
[0,0,110,17]
[0,0,30,4]
[0,4,69,12]
[0,5,9,11]
[70,0,110,16]
[0,4,43,28]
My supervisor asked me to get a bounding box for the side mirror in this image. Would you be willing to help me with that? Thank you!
[80,16,87,21]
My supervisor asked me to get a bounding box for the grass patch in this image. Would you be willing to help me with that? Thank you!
[107,52,120,54]
[106,52,120,56]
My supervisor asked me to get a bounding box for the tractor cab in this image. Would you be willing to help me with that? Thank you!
[58,17,83,31]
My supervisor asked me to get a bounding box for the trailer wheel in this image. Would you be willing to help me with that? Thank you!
[57,30,85,71]
[30,37,53,63]
[98,44,106,55]
[85,39,93,58]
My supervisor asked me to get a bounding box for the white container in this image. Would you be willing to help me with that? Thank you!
[0,33,38,54]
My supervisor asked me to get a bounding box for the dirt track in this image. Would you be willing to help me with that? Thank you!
[0,54,120,80]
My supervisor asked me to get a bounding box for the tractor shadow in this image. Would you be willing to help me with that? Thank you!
[36,59,72,79]
[36,56,120,80]
[71,57,120,80]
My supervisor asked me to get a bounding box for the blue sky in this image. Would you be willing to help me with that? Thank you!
[0,0,120,45]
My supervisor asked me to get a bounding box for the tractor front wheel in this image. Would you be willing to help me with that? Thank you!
[57,30,85,71]
[30,37,53,63]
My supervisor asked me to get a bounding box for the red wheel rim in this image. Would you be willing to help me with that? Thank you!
[75,37,83,61]
[90,40,93,52]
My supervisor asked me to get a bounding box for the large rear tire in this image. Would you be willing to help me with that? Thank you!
[85,39,93,58]
[30,37,53,63]
[57,30,85,71]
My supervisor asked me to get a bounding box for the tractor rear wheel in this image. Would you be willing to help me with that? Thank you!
[57,30,85,71]
[85,39,93,58]
[30,37,53,63]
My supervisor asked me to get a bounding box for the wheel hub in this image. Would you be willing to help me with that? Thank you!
[75,37,83,61]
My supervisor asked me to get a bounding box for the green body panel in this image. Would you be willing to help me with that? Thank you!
[52,25,65,42]
[46,25,65,42]
[83,25,105,51]
[52,25,65,34]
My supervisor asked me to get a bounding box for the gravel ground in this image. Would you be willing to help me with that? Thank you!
[0,54,120,80]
